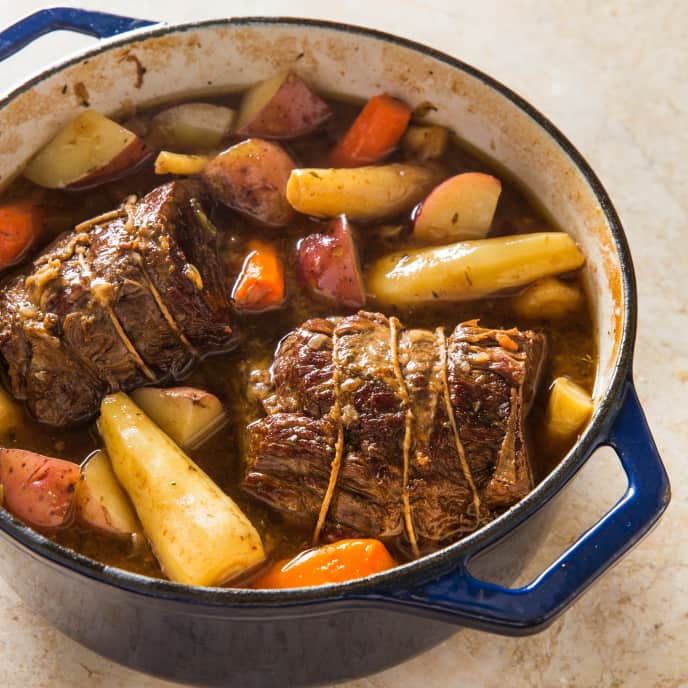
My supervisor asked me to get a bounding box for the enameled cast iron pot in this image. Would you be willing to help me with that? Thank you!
[0,9,671,687]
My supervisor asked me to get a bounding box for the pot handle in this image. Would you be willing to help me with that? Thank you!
[377,379,670,634]
[0,7,156,61]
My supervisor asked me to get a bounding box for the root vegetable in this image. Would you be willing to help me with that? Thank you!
[0,202,43,270]
[367,232,585,305]
[546,377,593,444]
[252,539,396,589]
[0,449,79,532]
[150,103,234,152]
[286,164,444,223]
[231,241,285,312]
[76,450,141,537]
[154,151,211,176]
[99,393,264,585]
[329,94,411,167]
[24,110,150,190]
[202,139,295,227]
[296,215,365,308]
[131,386,227,450]
[237,71,332,139]
[512,277,583,320]
[402,125,449,161]
[412,172,501,242]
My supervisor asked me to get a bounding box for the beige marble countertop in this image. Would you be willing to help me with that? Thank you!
[0,1,685,686]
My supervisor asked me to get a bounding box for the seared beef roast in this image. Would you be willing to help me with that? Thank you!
[0,181,233,426]
[243,312,545,555]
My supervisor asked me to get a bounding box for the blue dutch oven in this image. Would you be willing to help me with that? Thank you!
[0,8,670,687]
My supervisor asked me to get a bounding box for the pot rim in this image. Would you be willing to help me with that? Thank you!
[0,16,636,607]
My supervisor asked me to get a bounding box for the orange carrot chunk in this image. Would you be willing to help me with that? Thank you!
[252,538,396,589]
[0,202,42,270]
[329,94,412,167]
[231,240,285,312]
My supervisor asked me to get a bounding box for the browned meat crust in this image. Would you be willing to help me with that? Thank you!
[243,311,546,556]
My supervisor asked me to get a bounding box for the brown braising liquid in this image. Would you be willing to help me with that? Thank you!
[0,95,596,581]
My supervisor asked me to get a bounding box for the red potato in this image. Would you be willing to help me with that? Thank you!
[0,449,79,532]
[150,103,235,152]
[296,215,366,308]
[201,139,296,227]
[24,110,151,190]
[76,450,140,537]
[412,172,502,243]
[236,71,333,140]
[131,386,227,450]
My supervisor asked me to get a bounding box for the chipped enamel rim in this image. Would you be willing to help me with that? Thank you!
[0,17,635,610]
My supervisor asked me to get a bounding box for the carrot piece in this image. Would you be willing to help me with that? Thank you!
[0,202,42,269]
[231,240,285,311]
[329,94,412,167]
[252,539,396,589]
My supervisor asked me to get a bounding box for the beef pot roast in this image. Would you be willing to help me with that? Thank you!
[0,181,234,426]
[243,312,546,556]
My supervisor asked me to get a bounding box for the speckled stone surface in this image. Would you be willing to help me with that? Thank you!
[0,2,685,686]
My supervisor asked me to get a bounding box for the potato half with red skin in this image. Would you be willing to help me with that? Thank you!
[0,449,79,532]
[131,386,227,450]
[296,215,365,308]
[412,172,502,243]
[236,71,333,140]
[76,450,140,537]
[201,139,296,227]
[23,110,151,191]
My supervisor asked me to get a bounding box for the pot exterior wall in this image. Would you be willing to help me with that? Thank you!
[0,531,454,686]
[0,493,557,686]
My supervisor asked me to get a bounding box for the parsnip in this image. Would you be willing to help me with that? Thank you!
[546,377,593,443]
[512,277,583,320]
[367,232,585,304]
[99,393,264,586]
[286,164,444,223]
[154,151,211,176]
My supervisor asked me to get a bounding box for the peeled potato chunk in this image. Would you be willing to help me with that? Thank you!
[150,103,235,152]
[512,277,583,320]
[131,386,226,450]
[546,377,593,444]
[286,164,444,223]
[76,450,141,537]
[99,393,265,586]
[402,125,449,161]
[367,232,585,305]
